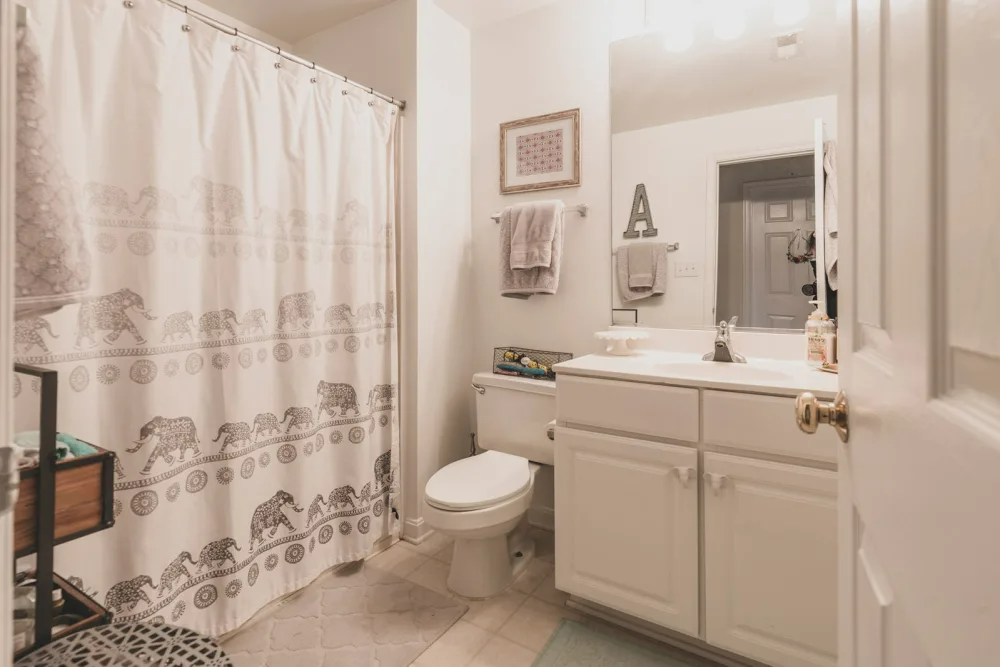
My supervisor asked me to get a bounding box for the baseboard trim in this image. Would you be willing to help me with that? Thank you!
[401,516,434,544]
[566,596,768,667]
[528,506,555,531]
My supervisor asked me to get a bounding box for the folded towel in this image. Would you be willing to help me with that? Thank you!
[509,201,565,270]
[616,244,669,302]
[14,431,70,460]
[12,431,97,460]
[58,434,97,457]
[500,206,565,298]
[627,243,655,288]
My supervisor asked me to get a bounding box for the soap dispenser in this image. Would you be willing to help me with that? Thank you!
[805,303,834,367]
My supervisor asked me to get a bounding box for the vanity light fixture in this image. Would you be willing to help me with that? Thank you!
[710,0,747,41]
[773,0,810,27]
[647,0,697,52]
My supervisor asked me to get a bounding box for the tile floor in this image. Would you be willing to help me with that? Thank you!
[222,559,468,667]
[373,527,580,667]
[226,527,692,667]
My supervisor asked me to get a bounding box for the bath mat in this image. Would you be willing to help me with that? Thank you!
[222,561,467,666]
[534,619,704,667]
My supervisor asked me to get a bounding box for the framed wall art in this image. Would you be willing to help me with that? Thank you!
[500,108,581,194]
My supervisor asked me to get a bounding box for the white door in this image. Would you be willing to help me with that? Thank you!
[745,178,816,329]
[817,2,1000,666]
[554,427,699,634]
[703,453,838,667]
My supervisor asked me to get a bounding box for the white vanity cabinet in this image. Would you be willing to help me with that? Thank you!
[554,357,839,667]
[703,453,838,667]
[555,427,699,634]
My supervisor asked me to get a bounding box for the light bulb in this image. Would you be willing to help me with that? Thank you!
[612,0,647,41]
[649,0,696,52]
[773,0,810,26]
[711,0,747,41]
[662,21,696,51]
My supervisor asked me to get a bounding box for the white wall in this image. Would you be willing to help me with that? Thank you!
[470,0,614,525]
[413,0,474,534]
[297,0,473,542]
[471,0,614,368]
[611,96,838,329]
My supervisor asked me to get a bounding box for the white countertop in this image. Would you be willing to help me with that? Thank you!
[553,350,839,398]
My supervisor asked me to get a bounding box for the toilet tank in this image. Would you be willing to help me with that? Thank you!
[473,371,555,465]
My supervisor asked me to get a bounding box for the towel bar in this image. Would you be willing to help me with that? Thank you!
[492,203,588,223]
[613,242,680,255]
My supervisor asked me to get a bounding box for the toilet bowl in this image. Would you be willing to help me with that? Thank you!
[422,372,555,599]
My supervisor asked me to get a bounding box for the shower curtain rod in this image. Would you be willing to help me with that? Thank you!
[159,0,406,110]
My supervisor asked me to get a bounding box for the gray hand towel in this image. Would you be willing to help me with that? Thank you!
[509,201,564,269]
[627,243,655,288]
[616,244,669,302]
[500,206,564,298]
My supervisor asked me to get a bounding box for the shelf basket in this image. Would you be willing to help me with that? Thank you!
[493,346,572,382]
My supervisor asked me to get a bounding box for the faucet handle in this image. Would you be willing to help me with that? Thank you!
[728,315,738,329]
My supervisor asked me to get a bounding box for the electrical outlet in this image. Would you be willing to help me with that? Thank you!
[674,262,699,277]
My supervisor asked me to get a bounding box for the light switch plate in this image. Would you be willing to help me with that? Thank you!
[675,262,699,277]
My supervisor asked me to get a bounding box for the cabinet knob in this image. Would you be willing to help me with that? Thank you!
[673,466,694,488]
[795,390,850,443]
[704,472,727,495]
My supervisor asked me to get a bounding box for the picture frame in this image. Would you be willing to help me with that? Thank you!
[500,108,581,194]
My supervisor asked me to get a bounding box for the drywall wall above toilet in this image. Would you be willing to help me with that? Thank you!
[471,0,615,370]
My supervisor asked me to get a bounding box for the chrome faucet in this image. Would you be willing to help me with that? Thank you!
[703,316,747,363]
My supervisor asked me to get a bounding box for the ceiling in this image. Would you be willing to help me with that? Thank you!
[199,0,564,44]
[611,0,838,133]
[433,0,565,30]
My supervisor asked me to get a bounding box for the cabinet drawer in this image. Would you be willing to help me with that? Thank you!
[557,375,699,442]
[702,390,838,463]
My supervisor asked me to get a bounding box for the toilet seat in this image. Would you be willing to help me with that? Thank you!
[425,451,530,511]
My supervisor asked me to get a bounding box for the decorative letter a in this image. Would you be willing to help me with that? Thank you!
[623,183,658,239]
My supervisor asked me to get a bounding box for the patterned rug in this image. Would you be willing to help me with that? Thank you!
[534,620,704,667]
[222,561,467,666]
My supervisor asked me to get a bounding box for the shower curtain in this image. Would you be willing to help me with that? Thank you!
[14,0,399,636]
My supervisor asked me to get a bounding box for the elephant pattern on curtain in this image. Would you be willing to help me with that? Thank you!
[13,0,399,636]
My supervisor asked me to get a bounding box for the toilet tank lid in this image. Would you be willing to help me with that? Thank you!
[473,371,556,396]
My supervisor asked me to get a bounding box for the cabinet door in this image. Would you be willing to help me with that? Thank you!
[704,453,837,667]
[555,427,699,635]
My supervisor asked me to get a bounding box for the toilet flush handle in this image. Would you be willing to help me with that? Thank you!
[471,383,486,395]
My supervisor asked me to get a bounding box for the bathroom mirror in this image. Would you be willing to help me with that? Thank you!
[610,0,839,331]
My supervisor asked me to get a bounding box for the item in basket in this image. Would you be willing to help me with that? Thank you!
[496,362,548,377]
[498,350,555,379]
[12,431,97,462]
[13,618,34,652]
[52,614,84,635]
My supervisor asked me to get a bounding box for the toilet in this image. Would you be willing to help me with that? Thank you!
[422,371,555,599]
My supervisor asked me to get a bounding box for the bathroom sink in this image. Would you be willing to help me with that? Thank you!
[652,362,794,382]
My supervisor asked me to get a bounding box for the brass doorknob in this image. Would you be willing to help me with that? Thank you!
[795,390,850,443]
